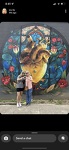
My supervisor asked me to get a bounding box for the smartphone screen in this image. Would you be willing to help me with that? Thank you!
[0,1,69,150]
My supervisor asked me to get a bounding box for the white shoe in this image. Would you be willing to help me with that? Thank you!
[19,103,22,107]
[31,99,33,101]
[17,103,20,108]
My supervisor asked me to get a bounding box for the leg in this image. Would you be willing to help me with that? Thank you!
[28,88,32,104]
[20,91,23,103]
[26,90,29,104]
[17,92,21,107]
[17,92,21,103]
[18,91,23,107]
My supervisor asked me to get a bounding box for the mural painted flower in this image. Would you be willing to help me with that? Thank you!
[63,49,67,54]
[61,60,67,71]
[58,53,65,58]
[58,79,68,88]
[9,66,14,72]
[51,46,57,54]
[62,60,67,66]
[52,38,57,43]
[8,38,13,42]
[13,45,19,54]
[1,76,10,85]
[8,45,13,49]
[57,38,61,42]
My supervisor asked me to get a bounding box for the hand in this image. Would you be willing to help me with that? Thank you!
[25,86,28,91]
[22,76,26,79]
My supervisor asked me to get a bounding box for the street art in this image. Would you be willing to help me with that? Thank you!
[1,24,69,94]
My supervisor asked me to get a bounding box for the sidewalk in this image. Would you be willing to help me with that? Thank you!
[0,103,69,114]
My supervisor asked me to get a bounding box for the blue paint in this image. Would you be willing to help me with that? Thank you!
[2,26,68,92]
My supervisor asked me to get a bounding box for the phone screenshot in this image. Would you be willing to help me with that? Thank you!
[0,0,69,150]
[0,0,69,114]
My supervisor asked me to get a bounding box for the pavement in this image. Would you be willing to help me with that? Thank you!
[0,103,69,114]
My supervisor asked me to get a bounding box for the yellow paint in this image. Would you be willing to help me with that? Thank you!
[20,39,50,83]
[21,61,47,83]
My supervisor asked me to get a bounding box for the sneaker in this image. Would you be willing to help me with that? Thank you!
[26,103,28,106]
[17,103,20,108]
[19,103,22,107]
[28,103,31,105]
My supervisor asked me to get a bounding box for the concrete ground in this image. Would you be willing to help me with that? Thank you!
[0,103,69,114]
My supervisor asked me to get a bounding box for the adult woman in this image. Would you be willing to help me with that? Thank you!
[25,71,33,105]
[16,72,25,108]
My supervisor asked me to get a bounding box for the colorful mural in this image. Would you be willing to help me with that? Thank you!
[1,24,69,93]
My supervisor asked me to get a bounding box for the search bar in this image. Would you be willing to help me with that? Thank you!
[13,134,56,143]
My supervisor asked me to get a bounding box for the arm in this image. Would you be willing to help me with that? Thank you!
[25,78,28,90]
[17,76,25,81]
[25,78,28,87]
[27,76,33,81]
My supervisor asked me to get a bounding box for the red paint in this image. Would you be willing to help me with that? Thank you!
[58,79,68,88]
[9,66,14,72]
[8,45,13,49]
[62,60,67,66]
[58,53,65,58]
[57,38,61,42]
[63,49,67,54]
[52,38,57,42]
[8,38,13,42]
[1,76,10,85]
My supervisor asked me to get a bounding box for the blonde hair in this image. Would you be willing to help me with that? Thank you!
[2,8,7,14]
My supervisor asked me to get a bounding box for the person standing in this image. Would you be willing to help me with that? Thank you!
[25,71,33,105]
[16,72,25,108]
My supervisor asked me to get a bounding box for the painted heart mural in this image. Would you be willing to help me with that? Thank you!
[1,24,69,93]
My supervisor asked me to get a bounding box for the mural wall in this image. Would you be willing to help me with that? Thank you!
[1,24,69,93]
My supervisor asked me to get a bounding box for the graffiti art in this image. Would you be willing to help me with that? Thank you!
[1,24,69,93]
